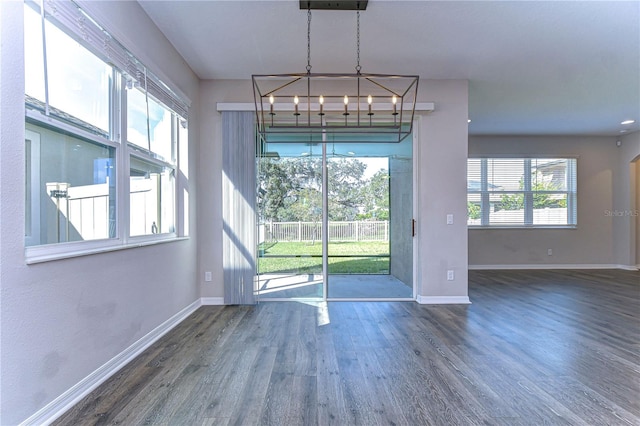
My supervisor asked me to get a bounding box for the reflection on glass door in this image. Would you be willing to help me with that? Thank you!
[256,142,324,299]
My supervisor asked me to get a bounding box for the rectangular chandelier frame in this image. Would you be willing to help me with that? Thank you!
[252,72,419,144]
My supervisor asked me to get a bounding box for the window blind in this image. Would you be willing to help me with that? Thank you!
[38,0,189,119]
[222,111,257,305]
[468,158,577,227]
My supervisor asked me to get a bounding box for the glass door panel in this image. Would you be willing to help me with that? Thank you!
[256,142,324,299]
[326,139,413,299]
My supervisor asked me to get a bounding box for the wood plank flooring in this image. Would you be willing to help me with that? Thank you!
[54,269,640,425]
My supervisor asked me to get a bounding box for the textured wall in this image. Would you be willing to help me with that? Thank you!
[389,157,413,286]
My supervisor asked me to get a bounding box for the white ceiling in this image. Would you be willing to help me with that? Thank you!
[138,0,640,136]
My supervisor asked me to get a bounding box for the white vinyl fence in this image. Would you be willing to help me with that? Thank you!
[260,221,389,243]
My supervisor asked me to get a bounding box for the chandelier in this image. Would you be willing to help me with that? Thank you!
[252,1,419,144]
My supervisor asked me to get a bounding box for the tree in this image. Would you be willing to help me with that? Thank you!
[498,173,567,211]
[358,169,390,220]
[467,202,481,220]
[258,156,391,223]
[257,158,295,221]
[327,158,366,220]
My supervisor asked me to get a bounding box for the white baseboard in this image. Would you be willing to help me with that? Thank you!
[20,299,202,426]
[618,264,640,271]
[416,295,471,305]
[201,297,225,305]
[469,264,638,271]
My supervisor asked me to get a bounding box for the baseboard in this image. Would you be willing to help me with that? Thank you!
[416,295,471,305]
[469,264,637,270]
[20,299,202,426]
[201,297,225,305]
[617,264,640,271]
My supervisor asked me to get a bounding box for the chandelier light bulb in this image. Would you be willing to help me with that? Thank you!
[392,95,397,105]
[319,95,324,105]
[367,95,372,105]
[269,94,274,115]
[294,95,299,105]
[269,95,274,104]
[344,95,349,105]
[392,95,398,117]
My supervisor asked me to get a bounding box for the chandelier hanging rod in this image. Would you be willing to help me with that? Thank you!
[299,1,368,11]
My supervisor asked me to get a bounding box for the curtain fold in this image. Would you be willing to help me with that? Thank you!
[222,111,256,304]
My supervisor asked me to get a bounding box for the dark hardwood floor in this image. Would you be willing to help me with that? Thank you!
[54,269,640,425]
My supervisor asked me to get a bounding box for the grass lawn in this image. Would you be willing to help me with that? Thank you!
[258,241,389,274]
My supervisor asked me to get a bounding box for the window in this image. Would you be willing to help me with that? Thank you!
[25,122,116,246]
[24,0,189,260]
[127,86,180,237]
[468,158,577,227]
[130,157,175,237]
[127,87,175,163]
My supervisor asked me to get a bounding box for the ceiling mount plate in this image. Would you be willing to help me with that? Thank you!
[299,1,368,11]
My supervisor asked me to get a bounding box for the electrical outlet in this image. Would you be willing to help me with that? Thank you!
[447,270,454,281]
[205,271,212,282]
[547,249,553,256]
[446,214,454,225]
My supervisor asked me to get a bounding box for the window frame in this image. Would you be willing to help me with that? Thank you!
[23,1,189,263]
[467,157,577,229]
[128,151,178,239]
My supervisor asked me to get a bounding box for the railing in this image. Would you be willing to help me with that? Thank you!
[260,220,389,243]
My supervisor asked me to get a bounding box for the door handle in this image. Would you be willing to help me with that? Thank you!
[412,219,416,237]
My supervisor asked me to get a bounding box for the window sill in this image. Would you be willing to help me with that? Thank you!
[25,236,189,265]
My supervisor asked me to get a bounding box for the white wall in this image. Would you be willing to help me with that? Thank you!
[613,131,640,268]
[197,79,470,303]
[469,135,639,268]
[197,80,252,299]
[636,158,640,266]
[415,81,470,302]
[0,2,200,424]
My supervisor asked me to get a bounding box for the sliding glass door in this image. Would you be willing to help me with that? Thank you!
[256,136,413,301]
[256,142,324,299]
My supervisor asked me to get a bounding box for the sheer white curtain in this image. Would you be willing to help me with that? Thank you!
[222,111,256,304]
